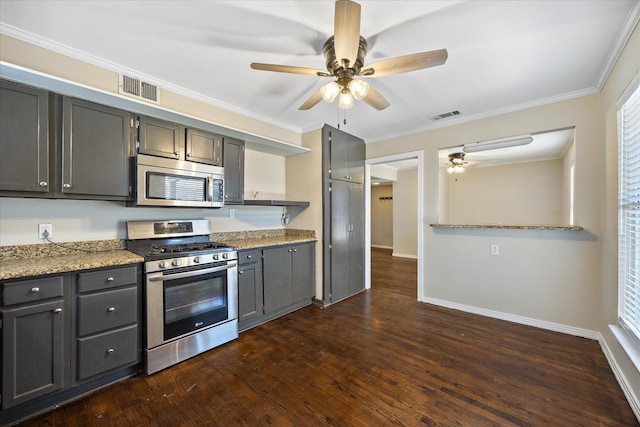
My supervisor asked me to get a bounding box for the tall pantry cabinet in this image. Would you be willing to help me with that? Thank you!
[321,125,365,305]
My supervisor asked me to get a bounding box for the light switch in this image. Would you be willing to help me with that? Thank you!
[490,244,499,255]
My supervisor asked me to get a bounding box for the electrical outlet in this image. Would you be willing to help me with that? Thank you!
[490,244,499,255]
[38,223,52,239]
[229,208,235,218]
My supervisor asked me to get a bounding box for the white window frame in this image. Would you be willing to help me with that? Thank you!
[614,71,640,374]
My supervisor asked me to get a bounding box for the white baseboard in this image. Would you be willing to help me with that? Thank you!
[601,327,640,421]
[371,245,393,250]
[422,297,600,339]
[392,252,418,259]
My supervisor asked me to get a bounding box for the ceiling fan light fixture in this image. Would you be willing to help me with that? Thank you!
[447,152,466,174]
[348,79,369,100]
[321,81,340,103]
[339,89,354,109]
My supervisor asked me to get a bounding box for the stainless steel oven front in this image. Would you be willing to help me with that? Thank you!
[144,255,238,374]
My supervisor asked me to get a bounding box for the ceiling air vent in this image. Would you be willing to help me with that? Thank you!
[430,110,460,121]
[119,74,159,103]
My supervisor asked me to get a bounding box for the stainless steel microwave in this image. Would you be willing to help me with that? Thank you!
[133,154,224,208]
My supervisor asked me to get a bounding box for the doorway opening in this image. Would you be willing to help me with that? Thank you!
[365,151,424,300]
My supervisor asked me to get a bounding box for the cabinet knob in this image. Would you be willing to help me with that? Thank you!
[174,150,180,155]
[63,183,71,188]
[186,153,192,157]
[106,277,115,282]
[54,308,62,314]
[30,287,40,293]
[107,306,116,313]
[39,181,48,187]
[247,255,252,259]
[106,348,114,355]
[239,270,244,274]
[288,249,292,252]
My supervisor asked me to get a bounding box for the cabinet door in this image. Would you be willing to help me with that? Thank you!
[137,116,183,159]
[330,180,351,302]
[292,242,314,302]
[186,128,223,165]
[238,261,263,324]
[61,97,132,198]
[347,134,365,184]
[2,300,65,409]
[262,246,292,314]
[326,126,365,184]
[348,183,365,295]
[0,80,50,194]
[223,137,244,204]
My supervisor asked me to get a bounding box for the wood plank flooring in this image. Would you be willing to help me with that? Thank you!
[17,248,638,426]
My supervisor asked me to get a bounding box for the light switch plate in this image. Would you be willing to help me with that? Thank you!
[490,244,499,255]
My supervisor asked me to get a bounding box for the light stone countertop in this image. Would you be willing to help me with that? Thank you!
[224,235,317,250]
[0,250,144,281]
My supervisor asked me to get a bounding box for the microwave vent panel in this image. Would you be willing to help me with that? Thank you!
[119,74,159,103]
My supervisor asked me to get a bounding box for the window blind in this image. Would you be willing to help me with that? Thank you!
[619,81,640,344]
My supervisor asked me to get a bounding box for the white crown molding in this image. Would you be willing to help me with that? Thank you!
[0,23,302,135]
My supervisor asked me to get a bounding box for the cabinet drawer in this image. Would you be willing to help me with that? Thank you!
[77,286,137,336]
[239,249,261,265]
[3,276,64,306]
[78,266,137,293]
[77,325,138,380]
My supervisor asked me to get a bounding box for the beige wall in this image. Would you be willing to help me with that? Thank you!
[446,159,564,225]
[371,184,393,248]
[600,21,640,410]
[392,169,418,258]
[367,93,603,331]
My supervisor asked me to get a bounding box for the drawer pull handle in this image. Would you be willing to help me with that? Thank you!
[107,306,116,313]
[106,277,115,282]
[30,287,40,293]
[106,348,114,355]
[54,308,62,314]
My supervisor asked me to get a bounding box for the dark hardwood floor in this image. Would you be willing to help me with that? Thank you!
[17,248,638,426]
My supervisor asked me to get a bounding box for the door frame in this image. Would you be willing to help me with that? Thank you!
[365,151,424,300]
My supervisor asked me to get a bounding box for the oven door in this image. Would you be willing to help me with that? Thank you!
[146,261,238,349]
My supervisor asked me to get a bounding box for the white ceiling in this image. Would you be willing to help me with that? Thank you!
[0,1,638,144]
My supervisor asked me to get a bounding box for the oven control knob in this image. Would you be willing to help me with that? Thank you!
[222,253,228,259]
[194,256,202,263]
[172,260,183,267]
[213,254,220,260]
[159,261,170,269]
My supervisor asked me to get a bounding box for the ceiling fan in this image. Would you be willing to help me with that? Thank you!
[250,0,448,111]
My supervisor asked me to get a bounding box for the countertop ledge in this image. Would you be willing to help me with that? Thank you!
[225,236,317,250]
[430,223,584,231]
[0,250,144,281]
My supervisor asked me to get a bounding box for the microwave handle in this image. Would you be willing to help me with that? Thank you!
[207,176,213,202]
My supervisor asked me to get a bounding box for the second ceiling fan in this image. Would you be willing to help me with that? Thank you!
[250,0,448,111]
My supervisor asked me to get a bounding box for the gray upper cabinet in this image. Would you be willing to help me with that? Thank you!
[327,126,365,184]
[137,116,183,159]
[223,137,245,204]
[186,128,223,166]
[0,80,50,194]
[61,97,133,199]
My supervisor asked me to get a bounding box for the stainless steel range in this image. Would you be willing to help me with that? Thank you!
[126,219,238,374]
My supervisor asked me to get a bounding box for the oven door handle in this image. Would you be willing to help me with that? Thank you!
[148,261,237,282]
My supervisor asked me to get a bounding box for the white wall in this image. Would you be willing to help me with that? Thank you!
[392,169,418,258]
[447,159,564,225]
[244,150,286,200]
[371,184,393,248]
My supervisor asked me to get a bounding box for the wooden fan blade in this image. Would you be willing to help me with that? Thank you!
[251,63,329,76]
[299,90,325,110]
[361,49,448,77]
[361,85,390,110]
[334,0,361,67]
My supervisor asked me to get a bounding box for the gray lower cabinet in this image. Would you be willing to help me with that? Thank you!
[238,242,315,332]
[0,265,141,424]
[223,137,244,204]
[237,249,263,330]
[2,276,66,410]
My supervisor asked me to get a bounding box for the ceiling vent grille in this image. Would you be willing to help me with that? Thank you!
[119,74,159,103]
[430,110,460,121]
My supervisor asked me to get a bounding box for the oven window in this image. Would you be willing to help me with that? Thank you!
[163,271,228,341]
[147,172,206,201]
